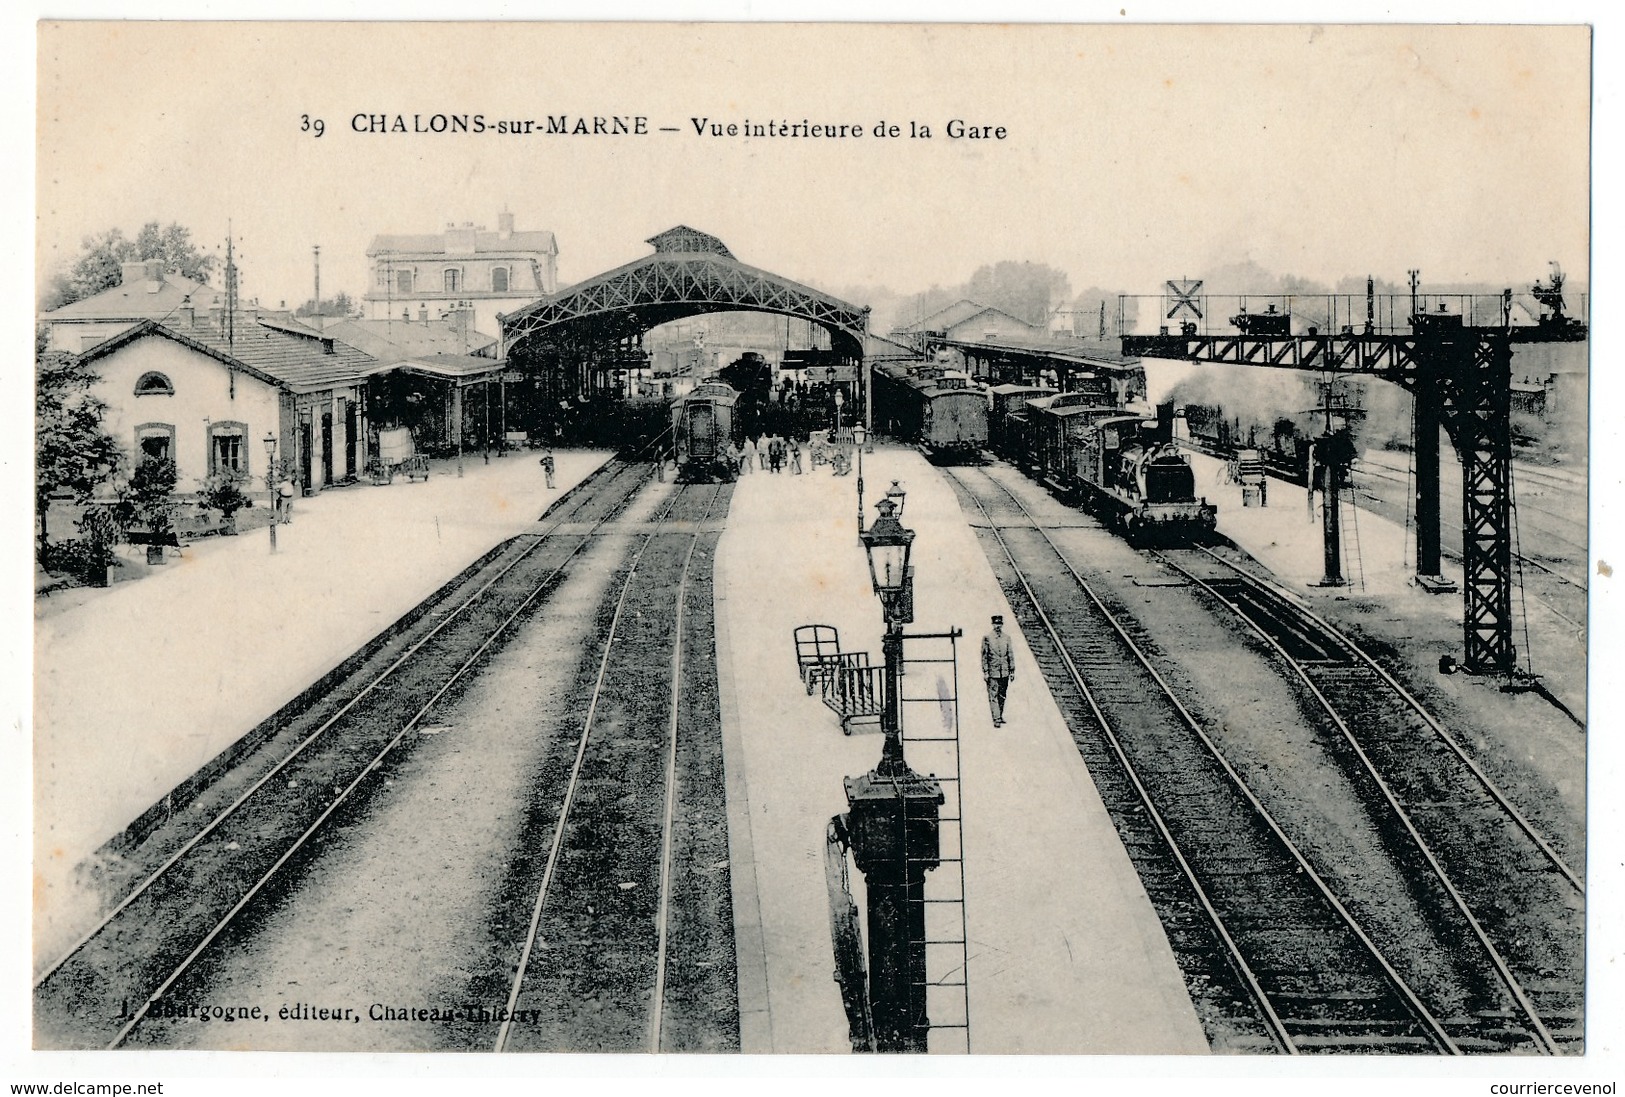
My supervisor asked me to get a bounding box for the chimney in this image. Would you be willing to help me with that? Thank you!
[497,210,514,239]
[145,260,163,293]
[179,295,195,328]
[419,306,429,322]
[120,261,148,286]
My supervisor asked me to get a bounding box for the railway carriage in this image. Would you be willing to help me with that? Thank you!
[871,361,989,462]
[987,383,1057,461]
[672,382,740,482]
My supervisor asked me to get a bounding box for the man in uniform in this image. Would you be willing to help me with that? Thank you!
[981,614,1015,727]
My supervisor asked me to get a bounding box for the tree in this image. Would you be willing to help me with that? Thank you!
[41,221,218,310]
[36,328,123,565]
[294,291,356,318]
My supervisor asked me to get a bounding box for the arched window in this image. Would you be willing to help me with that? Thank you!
[134,422,175,463]
[491,266,509,293]
[444,268,461,293]
[208,420,248,476]
[134,371,174,396]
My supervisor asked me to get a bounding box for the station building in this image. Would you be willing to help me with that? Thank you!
[71,315,374,498]
[41,261,220,354]
[891,298,1047,348]
[363,211,559,338]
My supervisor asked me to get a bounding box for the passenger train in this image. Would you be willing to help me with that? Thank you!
[869,360,989,462]
[672,382,740,483]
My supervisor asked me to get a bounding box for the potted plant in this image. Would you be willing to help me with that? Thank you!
[200,472,250,535]
[125,456,179,565]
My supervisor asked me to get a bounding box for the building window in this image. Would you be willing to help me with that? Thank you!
[443,268,460,293]
[396,269,414,294]
[134,371,175,396]
[208,420,248,476]
[375,267,390,289]
[491,266,509,293]
[134,423,176,463]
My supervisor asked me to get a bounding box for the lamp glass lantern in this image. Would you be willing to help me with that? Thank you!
[263,432,277,460]
[884,479,907,519]
[852,424,867,448]
[862,498,914,607]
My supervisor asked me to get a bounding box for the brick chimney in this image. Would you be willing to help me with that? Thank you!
[497,210,514,240]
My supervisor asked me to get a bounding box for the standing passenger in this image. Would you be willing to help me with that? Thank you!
[540,447,556,489]
[740,436,756,475]
[757,435,769,471]
[981,615,1016,727]
[790,439,803,475]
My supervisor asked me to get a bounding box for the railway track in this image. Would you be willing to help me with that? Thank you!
[494,480,736,1053]
[33,456,659,1049]
[1157,546,1585,1051]
[1350,458,1587,588]
[944,464,1578,1054]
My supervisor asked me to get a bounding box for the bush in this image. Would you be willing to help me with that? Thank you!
[125,456,179,535]
[77,504,122,565]
[200,472,250,516]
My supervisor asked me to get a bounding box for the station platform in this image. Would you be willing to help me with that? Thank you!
[32,449,613,967]
[714,446,1210,1054]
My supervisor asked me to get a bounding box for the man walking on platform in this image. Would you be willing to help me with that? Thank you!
[981,614,1015,727]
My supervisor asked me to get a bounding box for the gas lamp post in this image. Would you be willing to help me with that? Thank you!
[263,432,278,553]
[853,424,868,534]
[844,496,943,1052]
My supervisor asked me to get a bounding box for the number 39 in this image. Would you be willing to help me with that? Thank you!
[301,115,325,138]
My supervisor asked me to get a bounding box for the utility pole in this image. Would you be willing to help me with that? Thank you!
[313,244,321,314]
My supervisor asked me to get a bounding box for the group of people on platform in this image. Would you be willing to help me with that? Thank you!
[727,433,803,476]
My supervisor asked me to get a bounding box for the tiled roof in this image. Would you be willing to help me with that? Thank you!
[43,272,216,321]
[321,318,497,359]
[366,231,557,257]
[78,318,375,393]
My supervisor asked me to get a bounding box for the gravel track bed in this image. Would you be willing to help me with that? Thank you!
[490,482,738,1053]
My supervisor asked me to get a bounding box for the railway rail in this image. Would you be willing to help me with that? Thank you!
[34,456,660,1049]
[1157,546,1585,1051]
[494,480,737,1053]
[945,464,1578,1054]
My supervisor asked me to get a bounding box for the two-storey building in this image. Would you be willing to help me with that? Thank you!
[363,211,558,337]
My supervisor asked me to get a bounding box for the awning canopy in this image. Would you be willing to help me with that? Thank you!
[363,353,506,387]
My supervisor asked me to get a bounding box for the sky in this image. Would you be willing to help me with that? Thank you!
[35,22,1591,314]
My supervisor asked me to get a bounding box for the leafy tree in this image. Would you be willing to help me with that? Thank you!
[41,221,218,310]
[35,328,123,565]
[295,292,356,318]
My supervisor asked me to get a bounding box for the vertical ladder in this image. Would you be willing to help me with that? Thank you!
[1339,487,1366,591]
[898,629,972,1052]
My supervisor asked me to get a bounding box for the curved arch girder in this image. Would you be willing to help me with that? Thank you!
[502,255,869,356]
